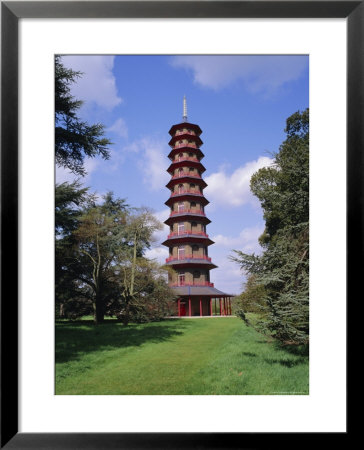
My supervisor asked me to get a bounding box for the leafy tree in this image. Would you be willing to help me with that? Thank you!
[106,259,174,324]
[55,55,111,176]
[231,109,309,345]
[112,208,167,326]
[62,197,173,325]
[72,194,129,324]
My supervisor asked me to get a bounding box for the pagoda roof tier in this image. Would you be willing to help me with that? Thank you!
[168,146,204,161]
[168,133,203,147]
[169,122,202,136]
[167,159,206,174]
[162,233,214,247]
[165,192,209,207]
[166,175,207,190]
[170,285,232,297]
[164,212,211,226]
[164,258,217,270]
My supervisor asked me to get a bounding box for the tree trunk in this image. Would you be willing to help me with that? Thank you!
[93,295,105,324]
[122,301,130,326]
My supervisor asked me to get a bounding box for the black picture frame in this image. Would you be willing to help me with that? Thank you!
[1,1,356,448]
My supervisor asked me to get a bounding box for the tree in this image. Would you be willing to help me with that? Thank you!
[236,275,267,315]
[55,181,93,318]
[106,259,174,324]
[72,194,129,324]
[231,109,309,345]
[113,208,167,326]
[67,198,174,324]
[55,56,111,176]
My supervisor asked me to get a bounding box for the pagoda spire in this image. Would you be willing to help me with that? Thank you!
[183,95,187,122]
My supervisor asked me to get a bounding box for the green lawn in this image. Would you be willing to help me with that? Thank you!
[56,317,309,395]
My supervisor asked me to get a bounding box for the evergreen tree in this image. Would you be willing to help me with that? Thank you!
[55,56,111,176]
[55,181,93,318]
[231,109,309,345]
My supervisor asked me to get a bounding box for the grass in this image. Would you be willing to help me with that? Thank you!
[56,316,309,395]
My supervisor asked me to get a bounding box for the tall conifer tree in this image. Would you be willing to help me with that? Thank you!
[232,109,309,345]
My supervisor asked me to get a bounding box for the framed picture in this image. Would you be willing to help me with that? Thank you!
[1,1,356,447]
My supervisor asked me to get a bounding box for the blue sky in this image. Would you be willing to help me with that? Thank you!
[56,55,309,295]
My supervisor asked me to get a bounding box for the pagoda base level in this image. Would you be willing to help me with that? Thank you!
[174,296,233,317]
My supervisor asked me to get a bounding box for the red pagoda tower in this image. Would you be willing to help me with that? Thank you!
[163,97,232,317]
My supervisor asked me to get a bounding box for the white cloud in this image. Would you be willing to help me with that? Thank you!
[55,157,99,185]
[209,225,264,295]
[145,209,169,264]
[212,225,264,254]
[55,165,78,185]
[204,156,273,208]
[144,247,169,265]
[61,55,122,110]
[107,118,128,139]
[151,209,170,244]
[209,254,245,296]
[171,55,308,95]
[135,138,170,191]
[145,209,170,265]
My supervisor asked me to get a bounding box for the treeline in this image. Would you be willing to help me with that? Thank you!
[232,109,309,345]
[55,56,175,324]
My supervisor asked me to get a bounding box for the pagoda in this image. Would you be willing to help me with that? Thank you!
[162,97,232,317]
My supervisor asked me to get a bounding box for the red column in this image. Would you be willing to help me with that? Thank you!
[200,298,202,316]
[224,297,226,316]
[220,298,222,316]
[229,298,232,315]
[210,298,213,316]
[189,297,191,316]
[178,298,181,317]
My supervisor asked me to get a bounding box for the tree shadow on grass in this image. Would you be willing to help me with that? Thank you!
[263,357,308,368]
[56,319,192,364]
[255,339,309,357]
[274,342,309,357]
[254,339,309,367]
[241,352,257,357]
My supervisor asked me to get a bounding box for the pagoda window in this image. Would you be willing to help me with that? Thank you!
[192,245,199,256]
[193,270,201,280]
[178,272,185,286]
[178,246,185,259]
[179,168,183,175]
[178,202,185,212]
[191,202,196,211]
[178,223,185,235]
[178,153,183,161]
[188,152,193,158]
[178,184,184,194]
[190,183,196,192]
